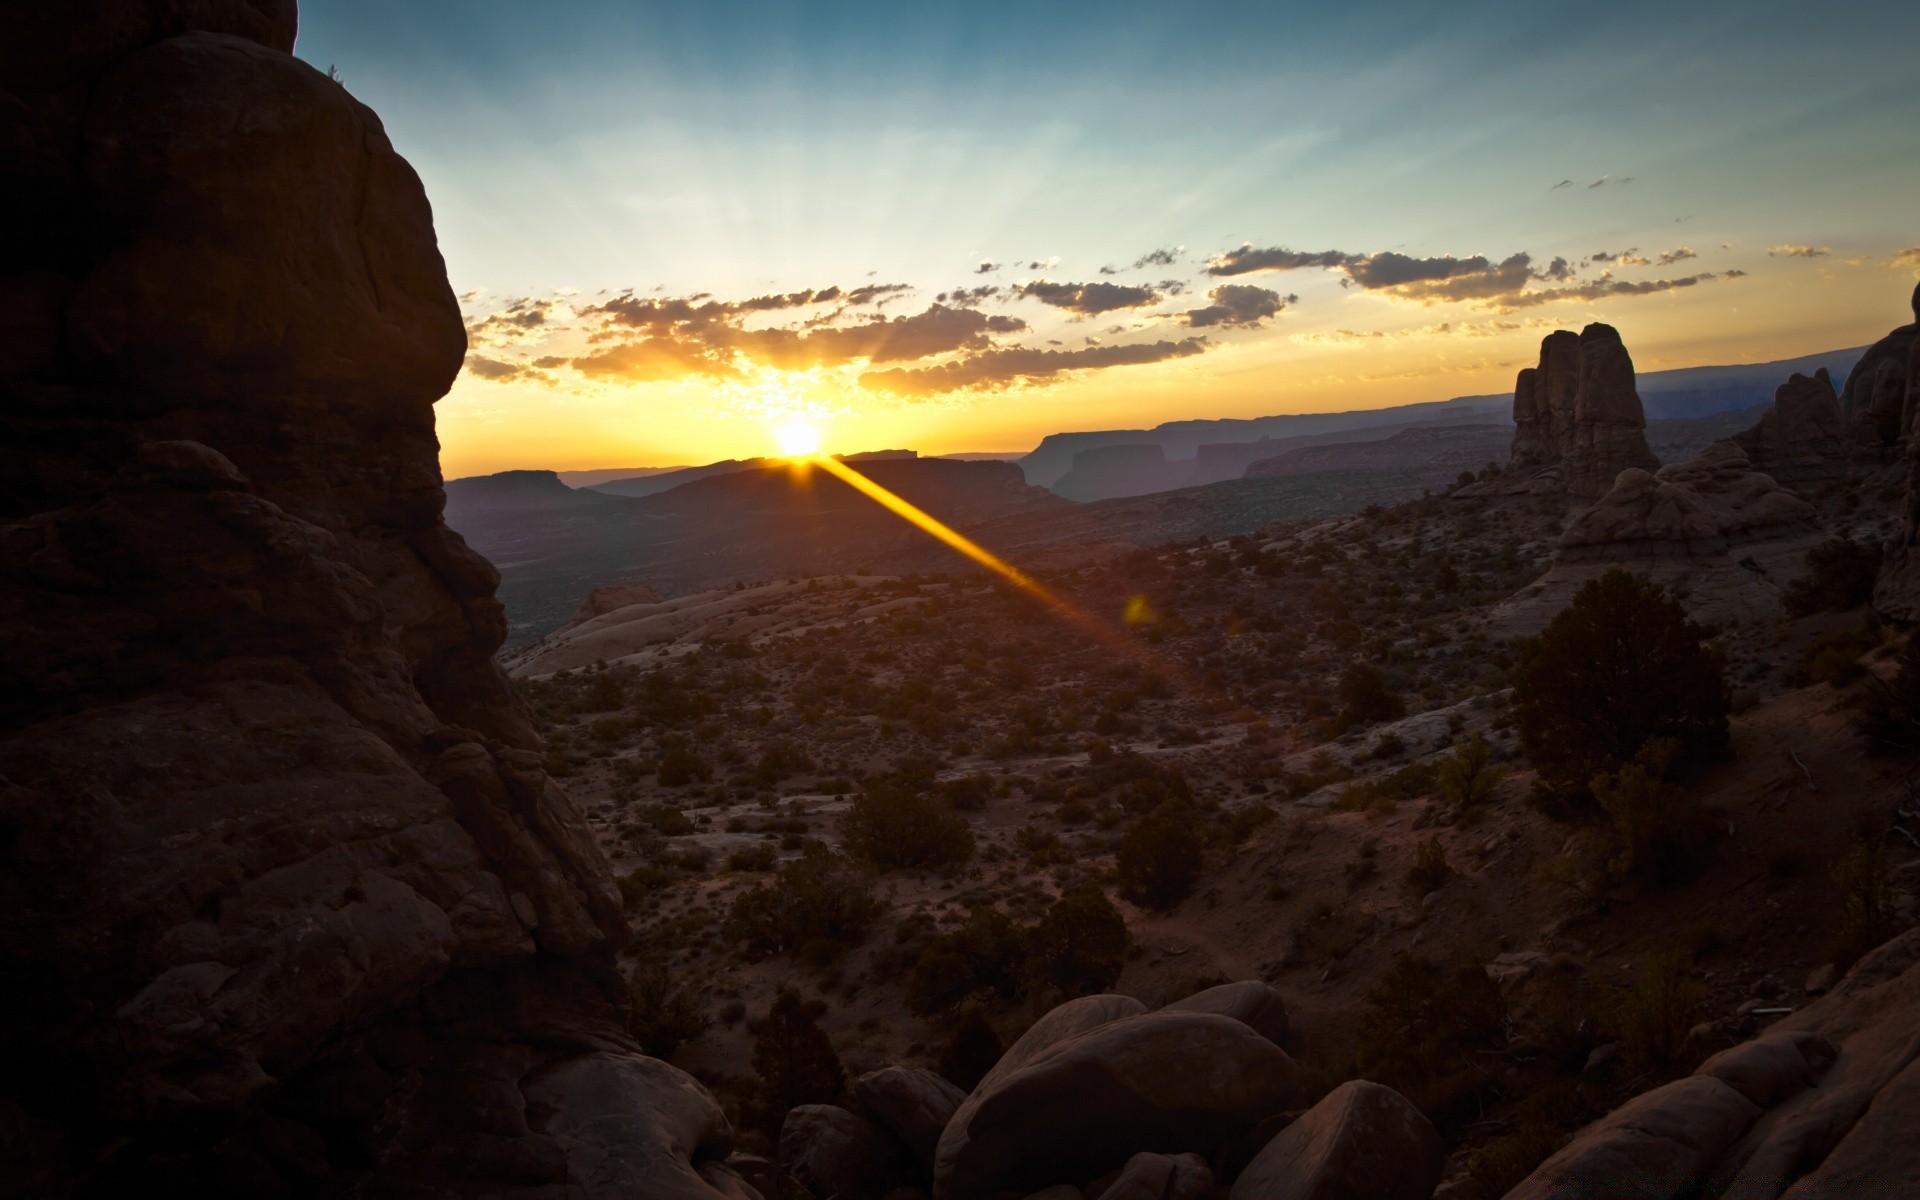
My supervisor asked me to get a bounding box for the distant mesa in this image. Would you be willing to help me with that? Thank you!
[445,467,615,511]
[584,448,916,498]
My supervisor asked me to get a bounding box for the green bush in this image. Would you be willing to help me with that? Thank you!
[1605,951,1705,1074]
[1026,884,1129,999]
[1589,739,1715,884]
[1405,836,1453,894]
[1783,538,1880,616]
[724,843,881,960]
[1356,952,1507,1123]
[1437,735,1503,809]
[628,962,706,1058]
[746,989,845,1134]
[840,767,976,870]
[1117,804,1205,910]
[909,906,1028,1014]
[1337,662,1405,727]
[1828,829,1907,970]
[1855,638,1920,755]
[1512,569,1729,813]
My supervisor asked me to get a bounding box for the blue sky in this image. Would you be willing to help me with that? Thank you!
[294,1,1920,471]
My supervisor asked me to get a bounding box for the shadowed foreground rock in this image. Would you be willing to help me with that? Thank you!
[0,3,746,1195]
[1230,1080,1441,1200]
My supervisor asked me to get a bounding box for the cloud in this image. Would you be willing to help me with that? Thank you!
[935,285,1002,306]
[1550,179,1574,191]
[1723,269,1749,278]
[975,260,999,274]
[1502,272,1723,308]
[1534,256,1576,282]
[1131,247,1180,269]
[462,354,536,382]
[1589,249,1636,264]
[1656,247,1697,266]
[1891,248,1920,269]
[465,296,569,346]
[1015,279,1163,315]
[1587,176,1609,189]
[1206,245,1356,276]
[1769,244,1830,258]
[1027,257,1060,271]
[1184,284,1294,328]
[860,338,1207,396]
[843,283,913,305]
[1343,251,1538,303]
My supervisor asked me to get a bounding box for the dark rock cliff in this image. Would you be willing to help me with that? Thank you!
[0,4,743,1195]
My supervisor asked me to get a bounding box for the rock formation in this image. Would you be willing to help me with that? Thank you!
[1508,926,1920,1198]
[1507,324,1660,497]
[1492,442,1820,633]
[1729,369,1852,484]
[1839,282,1919,450]
[0,4,746,1195]
[1871,282,1920,618]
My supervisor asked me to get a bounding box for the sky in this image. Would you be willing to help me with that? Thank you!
[295,1,1920,478]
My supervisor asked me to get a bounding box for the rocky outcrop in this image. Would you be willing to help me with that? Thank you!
[854,1067,968,1174]
[1507,324,1660,496]
[560,582,665,632]
[0,5,743,1195]
[1229,1081,1442,1200]
[1871,283,1920,618]
[1493,442,1820,633]
[933,1010,1300,1200]
[1161,980,1290,1046]
[1508,926,1920,1198]
[1838,283,1919,450]
[1730,370,1852,484]
[781,1104,917,1200]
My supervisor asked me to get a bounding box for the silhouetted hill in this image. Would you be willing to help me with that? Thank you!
[443,468,615,511]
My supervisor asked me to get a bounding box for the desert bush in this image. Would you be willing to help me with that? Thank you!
[629,962,707,1058]
[1605,951,1705,1074]
[724,843,881,960]
[746,989,845,1133]
[840,768,975,870]
[940,1002,1005,1091]
[1512,569,1729,812]
[1405,836,1453,894]
[725,843,779,873]
[1589,739,1716,885]
[1337,662,1405,727]
[656,745,712,786]
[1828,826,1906,970]
[1793,627,1875,688]
[1466,1085,1583,1196]
[1116,803,1204,910]
[1355,952,1507,1122]
[1855,638,1920,755]
[1437,735,1503,809]
[630,668,718,726]
[616,863,676,909]
[1026,884,1129,999]
[1783,538,1880,616]
[909,906,1028,1014]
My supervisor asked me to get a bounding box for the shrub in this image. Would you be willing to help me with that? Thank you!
[1405,836,1453,894]
[1783,538,1880,616]
[1026,884,1129,999]
[1793,627,1874,688]
[1828,828,1906,970]
[1466,1086,1582,1197]
[840,767,975,870]
[725,843,779,873]
[909,906,1028,1014]
[1116,804,1205,910]
[724,843,881,960]
[657,746,712,786]
[1512,569,1729,812]
[1855,638,1920,755]
[1437,735,1503,809]
[628,962,706,1058]
[1589,739,1715,884]
[1605,951,1705,1074]
[939,1003,1005,1091]
[1355,952,1506,1122]
[1337,662,1406,727]
[746,989,845,1133]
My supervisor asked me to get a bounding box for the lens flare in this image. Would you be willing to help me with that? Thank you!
[774,421,821,457]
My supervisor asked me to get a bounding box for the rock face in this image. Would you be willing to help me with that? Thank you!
[1871,283,1920,618]
[1161,981,1290,1046]
[1492,442,1820,634]
[780,1104,916,1200]
[1229,1081,1442,1200]
[1730,370,1852,484]
[933,1010,1301,1200]
[561,582,666,632]
[854,1067,968,1173]
[1508,324,1660,496]
[1509,927,1920,1198]
[0,5,742,1196]
[1838,283,1919,450]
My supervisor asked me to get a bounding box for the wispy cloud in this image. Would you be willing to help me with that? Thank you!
[1014,279,1163,315]
[1769,244,1830,258]
[860,338,1207,396]
[1184,285,1294,328]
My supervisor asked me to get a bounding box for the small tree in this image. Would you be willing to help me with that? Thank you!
[1589,739,1715,884]
[1116,804,1205,910]
[1783,538,1880,617]
[724,843,881,960]
[1828,828,1905,969]
[1512,569,1729,812]
[1605,952,1704,1074]
[939,1003,1005,1091]
[628,962,707,1059]
[1026,884,1129,999]
[1437,735,1502,809]
[841,769,975,870]
[1337,662,1405,727]
[748,989,845,1133]
[1855,638,1920,756]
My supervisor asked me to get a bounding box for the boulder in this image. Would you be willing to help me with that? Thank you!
[1161,980,1289,1046]
[855,1066,968,1172]
[1096,1152,1212,1200]
[1505,1075,1762,1199]
[933,1010,1301,1200]
[1697,1029,1838,1109]
[524,1053,753,1200]
[976,993,1147,1094]
[781,1105,916,1200]
[1229,1080,1442,1200]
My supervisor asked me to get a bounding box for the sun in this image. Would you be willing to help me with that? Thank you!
[774,420,821,458]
